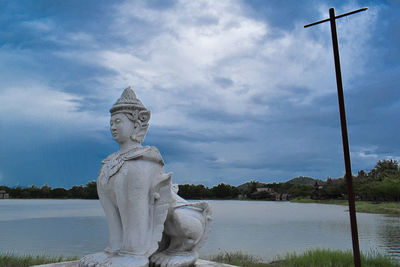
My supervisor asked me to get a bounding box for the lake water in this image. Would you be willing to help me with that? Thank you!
[0,199,399,262]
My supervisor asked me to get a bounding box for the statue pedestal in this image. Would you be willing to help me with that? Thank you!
[32,259,238,267]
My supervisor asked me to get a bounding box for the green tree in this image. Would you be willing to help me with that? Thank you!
[49,188,68,198]
[40,184,52,198]
[177,184,211,199]
[319,180,346,199]
[369,159,400,181]
[379,176,400,201]
[85,181,98,199]
[28,185,41,198]
[357,182,380,201]
[210,183,238,199]
[69,185,86,198]
[357,170,368,181]
[288,184,313,198]
[20,190,31,198]
[245,180,259,196]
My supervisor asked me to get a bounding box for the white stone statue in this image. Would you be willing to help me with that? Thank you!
[79,87,212,267]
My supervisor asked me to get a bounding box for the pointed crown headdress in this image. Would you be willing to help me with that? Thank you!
[110,86,147,114]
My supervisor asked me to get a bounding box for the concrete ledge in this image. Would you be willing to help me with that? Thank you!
[32,259,238,267]
[32,261,79,267]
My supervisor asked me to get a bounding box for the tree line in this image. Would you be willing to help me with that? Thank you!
[0,181,98,199]
[176,159,400,201]
[1,159,399,201]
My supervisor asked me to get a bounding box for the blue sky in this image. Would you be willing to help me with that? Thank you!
[0,0,399,188]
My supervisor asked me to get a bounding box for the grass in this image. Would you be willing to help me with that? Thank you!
[275,249,398,267]
[291,199,400,215]
[210,249,399,267]
[210,251,268,267]
[0,253,78,267]
[0,250,397,267]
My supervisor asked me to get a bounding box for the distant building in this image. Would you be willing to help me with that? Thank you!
[256,187,273,193]
[314,181,323,190]
[275,193,289,201]
[255,188,290,201]
[0,190,9,199]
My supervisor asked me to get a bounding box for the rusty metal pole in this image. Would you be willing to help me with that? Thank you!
[304,7,368,267]
[329,8,361,267]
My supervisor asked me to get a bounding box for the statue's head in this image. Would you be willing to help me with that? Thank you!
[110,87,151,144]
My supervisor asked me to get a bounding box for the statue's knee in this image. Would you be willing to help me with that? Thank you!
[169,208,205,239]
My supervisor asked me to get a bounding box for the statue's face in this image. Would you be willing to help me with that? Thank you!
[110,113,135,144]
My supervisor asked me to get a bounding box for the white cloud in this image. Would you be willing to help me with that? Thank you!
[354,146,379,159]
[11,1,378,139]
[0,85,107,133]
[41,1,380,180]
[21,18,55,32]
[54,0,376,130]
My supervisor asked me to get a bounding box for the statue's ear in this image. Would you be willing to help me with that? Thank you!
[131,120,149,143]
[139,110,151,123]
[130,110,150,143]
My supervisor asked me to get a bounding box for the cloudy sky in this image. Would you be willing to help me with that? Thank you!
[0,0,399,188]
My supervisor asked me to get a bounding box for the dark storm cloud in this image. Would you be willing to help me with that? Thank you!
[0,0,398,187]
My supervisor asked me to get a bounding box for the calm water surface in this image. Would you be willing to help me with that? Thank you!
[0,199,399,262]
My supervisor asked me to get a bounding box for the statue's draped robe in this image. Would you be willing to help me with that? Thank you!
[97,146,171,257]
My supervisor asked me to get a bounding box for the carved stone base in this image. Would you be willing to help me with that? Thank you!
[79,253,148,267]
[79,251,111,267]
[150,251,198,267]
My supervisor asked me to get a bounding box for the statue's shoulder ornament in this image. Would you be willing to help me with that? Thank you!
[102,152,118,164]
[98,146,164,186]
[122,146,164,166]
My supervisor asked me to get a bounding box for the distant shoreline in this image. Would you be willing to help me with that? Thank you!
[291,198,400,216]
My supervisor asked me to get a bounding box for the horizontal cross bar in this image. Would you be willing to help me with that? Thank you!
[304,7,367,28]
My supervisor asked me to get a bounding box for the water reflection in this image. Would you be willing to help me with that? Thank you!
[377,216,400,261]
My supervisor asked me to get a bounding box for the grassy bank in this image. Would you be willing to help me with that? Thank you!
[1,250,397,267]
[211,249,398,267]
[0,253,78,267]
[291,199,400,215]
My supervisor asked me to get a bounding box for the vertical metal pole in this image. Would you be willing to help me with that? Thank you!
[329,8,362,267]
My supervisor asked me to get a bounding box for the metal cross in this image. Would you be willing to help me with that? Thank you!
[304,7,368,267]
